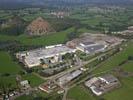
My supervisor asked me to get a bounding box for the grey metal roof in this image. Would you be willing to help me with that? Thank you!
[85,44,105,53]
[82,41,95,46]
[101,75,118,83]
[58,70,82,85]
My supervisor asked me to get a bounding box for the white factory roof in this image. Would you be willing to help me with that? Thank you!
[26,45,76,59]
[25,57,41,68]
[17,45,76,68]
[80,41,96,47]
[85,77,99,87]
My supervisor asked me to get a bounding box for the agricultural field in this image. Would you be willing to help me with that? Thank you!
[0,27,75,46]
[0,76,18,89]
[103,77,133,100]
[67,85,95,100]
[69,7,133,32]
[77,28,98,34]
[121,61,133,72]
[0,51,22,74]
[92,41,133,74]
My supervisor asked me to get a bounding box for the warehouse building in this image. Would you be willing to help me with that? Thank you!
[85,75,120,96]
[76,41,107,54]
[16,44,76,68]
[57,70,82,86]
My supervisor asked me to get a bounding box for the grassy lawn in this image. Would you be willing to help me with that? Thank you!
[67,85,95,100]
[15,95,33,100]
[22,74,44,87]
[103,77,133,100]
[81,18,101,26]
[0,76,17,89]
[121,61,133,72]
[77,28,98,34]
[0,51,22,74]
[92,41,133,74]
[0,51,20,89]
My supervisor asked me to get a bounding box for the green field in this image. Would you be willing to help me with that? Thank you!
[77,28,98,34]
[22,74,44,87]
[103,77,133,100]
[17,27,73,46]
[92,41,133,74]
[0,51,21,89]
[0,76,17,89]
[67,85,95,100]
[0,51,44,89]
[16,95,33,100]
[121,61,133,72]
[0,51,22,74]
[0,27,75,46]
[80,17,102,26]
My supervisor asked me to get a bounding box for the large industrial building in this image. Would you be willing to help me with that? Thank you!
[16,42,108,68]
[16,44,76,68]
[57,70,82,86]
[76,41,107,54]
[85,75,120,96]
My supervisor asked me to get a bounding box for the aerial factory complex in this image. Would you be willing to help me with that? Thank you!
[0,1,133,100]
[15,33,124,97]
[16,33,122,69]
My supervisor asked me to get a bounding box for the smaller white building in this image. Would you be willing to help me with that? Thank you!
[20,80,29,86]
[20,80,30,89]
